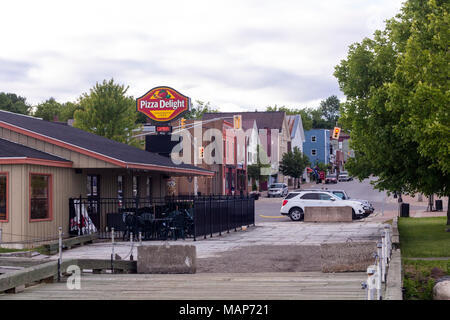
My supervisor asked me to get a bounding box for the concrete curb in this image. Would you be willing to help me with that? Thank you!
[392,217,400,249]
[385,248,403,300]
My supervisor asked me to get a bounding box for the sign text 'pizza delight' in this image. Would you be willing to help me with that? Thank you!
[136,86,191,122]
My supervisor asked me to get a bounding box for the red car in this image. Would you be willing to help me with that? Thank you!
[325,174,338,184]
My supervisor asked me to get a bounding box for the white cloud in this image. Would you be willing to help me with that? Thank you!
[0,0,404,109]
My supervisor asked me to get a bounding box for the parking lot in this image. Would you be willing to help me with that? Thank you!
[255,178,396,223]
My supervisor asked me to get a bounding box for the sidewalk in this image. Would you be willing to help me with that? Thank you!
[367,193,447,223]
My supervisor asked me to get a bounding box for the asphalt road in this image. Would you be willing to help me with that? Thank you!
[255,177,397,223]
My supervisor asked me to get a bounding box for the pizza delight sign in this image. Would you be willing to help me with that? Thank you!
[136,86,191,122]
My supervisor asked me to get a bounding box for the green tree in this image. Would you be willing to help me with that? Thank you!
[33,98,62,121]
[59,101,83,122]
[334,0,449,226]
[319,95,341,127]
[184,100,218,119]
[279,147,310,188]
[73,79,142,147]
[266,97,342,131]
[0,92,30,115]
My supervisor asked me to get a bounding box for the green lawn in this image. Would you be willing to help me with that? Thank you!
[403,259,450,300]
[398,217,450,258]
[0,247,29,253]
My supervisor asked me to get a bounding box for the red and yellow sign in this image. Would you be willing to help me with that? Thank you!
[136,86,190,122]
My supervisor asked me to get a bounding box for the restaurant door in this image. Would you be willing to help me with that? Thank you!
[87,174,101,230]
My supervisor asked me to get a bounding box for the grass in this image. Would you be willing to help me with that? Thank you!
[403,259,450,300]
[0,247,29,253]
[0,246,46,254]
[398,217,450,258]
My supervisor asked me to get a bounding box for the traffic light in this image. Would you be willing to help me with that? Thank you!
[180,118,186,129]
[332,127,341,140]
[198,146,204,159]
[233,115,242,130]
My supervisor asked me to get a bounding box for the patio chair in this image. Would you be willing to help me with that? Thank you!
[169,213,185,240]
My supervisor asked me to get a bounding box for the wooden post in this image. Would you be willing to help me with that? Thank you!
[58,227,62,282]
[111,227,115,273]
[130,232,134,261]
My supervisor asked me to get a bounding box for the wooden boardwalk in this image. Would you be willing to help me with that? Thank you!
[0,272,367,300]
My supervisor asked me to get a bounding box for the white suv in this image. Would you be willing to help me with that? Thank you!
[280,191,366,221]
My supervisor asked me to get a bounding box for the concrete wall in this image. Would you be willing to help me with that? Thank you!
[304,206,353,222]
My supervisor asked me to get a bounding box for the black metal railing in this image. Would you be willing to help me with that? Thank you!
[68,195,255,241]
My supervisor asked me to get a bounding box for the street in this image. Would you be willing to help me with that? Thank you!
[255,178,399,223]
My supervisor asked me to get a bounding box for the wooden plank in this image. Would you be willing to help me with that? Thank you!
[0,258,45,268]
[0,259,77,293]
[43,234,98,254]
[0,272,367,300]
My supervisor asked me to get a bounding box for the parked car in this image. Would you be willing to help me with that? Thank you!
[268,183,289,197]
[327,189,374,216]
[280,191,366,221]
[297,188,373,215]
[338,171,353,182]
[325,174,338,184]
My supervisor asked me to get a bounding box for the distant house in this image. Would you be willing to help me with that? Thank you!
[303,129,331,166]
[0,110,212,247]
[170,118,240,196]
[203,111,291,190]
[286,115,305,153]
[287,115,307,184]
[329,132,353,172]
[242,119,258,191]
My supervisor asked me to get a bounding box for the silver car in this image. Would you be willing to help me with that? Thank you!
[268,183,289,198]
[338,171,353,181]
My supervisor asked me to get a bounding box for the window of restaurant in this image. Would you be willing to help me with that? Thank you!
[30,174,52,221]
[0,173,7,221]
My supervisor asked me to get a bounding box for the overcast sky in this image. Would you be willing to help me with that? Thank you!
[0,0,404,111]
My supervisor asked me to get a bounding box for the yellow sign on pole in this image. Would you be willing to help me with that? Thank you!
[233,115,242,130]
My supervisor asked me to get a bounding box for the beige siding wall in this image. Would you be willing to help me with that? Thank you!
[0,164,81,246]
[0,165,167,247]
[0,127,119,169]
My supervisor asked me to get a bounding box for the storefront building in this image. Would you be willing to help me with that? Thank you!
[0,110,212,247]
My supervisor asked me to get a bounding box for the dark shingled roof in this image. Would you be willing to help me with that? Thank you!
[0,110,212,174]
[202,111,286,131]
[0,138,70,162]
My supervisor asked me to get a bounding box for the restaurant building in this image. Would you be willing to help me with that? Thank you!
[0,110,212,248]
